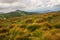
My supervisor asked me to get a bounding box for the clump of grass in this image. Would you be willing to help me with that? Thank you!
[25,18,33,24]
[27,23,41,32]
[31,30,46,40]
[34,18,45,23]
[15,36,31,40]
[40,22,53,31]
[9,27,25,40]
[54,24,60,28]
[44,29,60,40]
[19,24,26,28]
[0,28,9,33]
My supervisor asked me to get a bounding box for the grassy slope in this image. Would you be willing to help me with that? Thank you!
[0,11,34,18]
[0,12,26,18]
[0,11,60,40]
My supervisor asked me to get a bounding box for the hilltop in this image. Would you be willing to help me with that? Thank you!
[0,10,36,18]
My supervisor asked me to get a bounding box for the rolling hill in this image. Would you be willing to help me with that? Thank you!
[0,10,36,18]
[0,11,60,40]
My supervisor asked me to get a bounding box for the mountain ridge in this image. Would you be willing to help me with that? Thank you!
[0,10,60,19]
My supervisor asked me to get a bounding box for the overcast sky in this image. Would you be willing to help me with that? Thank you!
[0,0,60,13]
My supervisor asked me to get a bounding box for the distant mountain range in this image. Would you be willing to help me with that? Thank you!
[0,10,37,18]
[0,10,60,19]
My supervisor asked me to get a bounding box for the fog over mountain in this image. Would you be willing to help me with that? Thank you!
[0,0,60,13]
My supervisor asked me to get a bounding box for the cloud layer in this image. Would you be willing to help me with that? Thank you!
[0,0,60,13]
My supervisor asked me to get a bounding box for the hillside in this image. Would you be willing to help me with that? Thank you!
[0,10,36,19]
[0,11,60,40]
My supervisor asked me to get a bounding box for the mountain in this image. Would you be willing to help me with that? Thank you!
[0,10,35,18]
[0,10,60,19]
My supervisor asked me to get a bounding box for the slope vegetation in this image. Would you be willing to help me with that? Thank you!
[0,11,60,40]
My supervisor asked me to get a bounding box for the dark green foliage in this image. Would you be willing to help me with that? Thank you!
[16,37,31,40]
[54,24,60,28]
[27,24,40,32]
[27,26,37,32]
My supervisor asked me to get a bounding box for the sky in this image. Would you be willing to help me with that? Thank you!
[0,0,60,13]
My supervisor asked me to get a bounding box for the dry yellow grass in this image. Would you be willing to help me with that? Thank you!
[0,12,60,40]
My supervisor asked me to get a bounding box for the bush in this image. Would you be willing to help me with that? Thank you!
[35,19,45,23]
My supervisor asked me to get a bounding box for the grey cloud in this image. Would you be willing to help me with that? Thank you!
[0,0,60,13]
[0,0,17,3]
